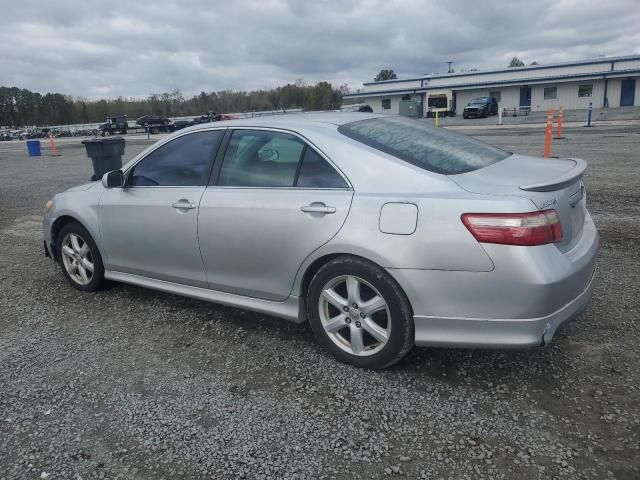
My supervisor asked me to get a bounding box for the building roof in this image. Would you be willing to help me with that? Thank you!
[344,54,640,99]
[362,54,640,86]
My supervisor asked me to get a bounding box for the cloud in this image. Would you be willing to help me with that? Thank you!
[0,0,638,99]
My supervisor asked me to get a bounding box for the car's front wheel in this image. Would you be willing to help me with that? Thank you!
[307,256,414,369]
[56,222,105,292]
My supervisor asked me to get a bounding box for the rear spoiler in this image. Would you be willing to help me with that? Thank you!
[519,158,587,192]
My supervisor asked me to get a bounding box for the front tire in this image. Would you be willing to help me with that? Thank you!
[307,256,414,369]
[56,222,105,292]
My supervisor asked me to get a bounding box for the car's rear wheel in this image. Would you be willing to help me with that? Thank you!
[307,256,414,369]
[57,222,105,292]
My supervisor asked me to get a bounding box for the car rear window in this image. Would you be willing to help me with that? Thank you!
[338,116,510,174]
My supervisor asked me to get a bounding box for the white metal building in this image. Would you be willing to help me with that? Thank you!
[344,55,640,116]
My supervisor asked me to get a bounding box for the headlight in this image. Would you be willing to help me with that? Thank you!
[45,200,54,212]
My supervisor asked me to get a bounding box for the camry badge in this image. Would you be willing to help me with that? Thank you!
[539,198,557,209]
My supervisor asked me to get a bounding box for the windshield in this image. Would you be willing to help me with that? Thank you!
[338,116,510,175]
[469,98,487,105]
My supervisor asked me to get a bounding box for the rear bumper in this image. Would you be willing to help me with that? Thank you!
[389,211,599,348]
[411,266,595,348]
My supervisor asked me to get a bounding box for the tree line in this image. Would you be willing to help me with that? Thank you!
[0,80,349,128]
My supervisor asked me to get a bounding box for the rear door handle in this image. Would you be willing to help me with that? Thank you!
[300,203,336,214]
[171,201,197,210]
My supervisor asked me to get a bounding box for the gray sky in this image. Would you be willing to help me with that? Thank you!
[1,0,638,99]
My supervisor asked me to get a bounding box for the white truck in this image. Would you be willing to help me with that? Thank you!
[425,90,455,117]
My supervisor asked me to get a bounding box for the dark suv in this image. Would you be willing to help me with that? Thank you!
[463,97,498,118]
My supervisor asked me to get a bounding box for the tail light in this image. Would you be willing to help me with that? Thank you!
[461,209,563,246]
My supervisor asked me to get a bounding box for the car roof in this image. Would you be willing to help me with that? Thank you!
[184,111,387,132]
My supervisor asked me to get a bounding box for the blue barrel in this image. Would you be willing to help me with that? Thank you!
[26,140,41,157]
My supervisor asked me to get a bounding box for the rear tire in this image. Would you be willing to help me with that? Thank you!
[56,222,105,292]
[306,256,414,369]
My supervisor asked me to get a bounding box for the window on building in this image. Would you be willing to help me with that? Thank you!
[382,98,391,109]
[489,91,501,102]
[401,94,411,101]
[578,84,593,98]
[544,87,557,100]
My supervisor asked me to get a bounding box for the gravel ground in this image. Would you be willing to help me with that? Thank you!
[0,126,639,480]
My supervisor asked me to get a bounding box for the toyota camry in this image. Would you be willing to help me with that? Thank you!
[43,113,599,368]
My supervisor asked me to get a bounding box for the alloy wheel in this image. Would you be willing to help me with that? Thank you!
[60,233,94,286]
[318,275,391,356]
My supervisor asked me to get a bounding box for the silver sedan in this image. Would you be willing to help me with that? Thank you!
[43,113,599,368]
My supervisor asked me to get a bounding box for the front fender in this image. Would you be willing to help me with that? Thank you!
[44,188,105,260]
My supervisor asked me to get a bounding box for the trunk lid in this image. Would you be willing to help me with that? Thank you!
[450,154,587,252]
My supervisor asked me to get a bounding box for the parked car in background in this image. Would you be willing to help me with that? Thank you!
[193,112,237,124]
[463,97,499,118]
[172,119,194,130]
[193,112,218,124]
[340,104,374,113]
[136,114,171,127]
[43,113,598,369]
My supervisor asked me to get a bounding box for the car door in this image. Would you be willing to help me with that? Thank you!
[99,129,225,287]
[198,128,353,301]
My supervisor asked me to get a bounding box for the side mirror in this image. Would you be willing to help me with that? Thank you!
[102,170,125,188]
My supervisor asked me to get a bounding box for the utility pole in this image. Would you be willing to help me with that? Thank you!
[447,61,454,73]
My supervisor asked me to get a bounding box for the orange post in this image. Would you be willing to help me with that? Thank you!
[48,132,61,156]
[554,106,565,139]
[544,109,554,158]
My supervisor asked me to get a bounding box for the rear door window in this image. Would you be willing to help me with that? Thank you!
[218,130,305,187]
[338,116,510,174]
[296,148,348,188]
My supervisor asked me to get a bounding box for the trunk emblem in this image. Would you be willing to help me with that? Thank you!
[539,198,557,209]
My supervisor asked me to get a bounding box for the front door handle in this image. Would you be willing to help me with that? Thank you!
[300,203,336,214]
[171,201,197,210]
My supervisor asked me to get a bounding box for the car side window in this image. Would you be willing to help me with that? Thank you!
[218,130,305,187]
[296,148,348,188]
[129,130,223,186]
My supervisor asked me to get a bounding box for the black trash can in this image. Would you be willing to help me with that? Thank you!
[81,137,126,181]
